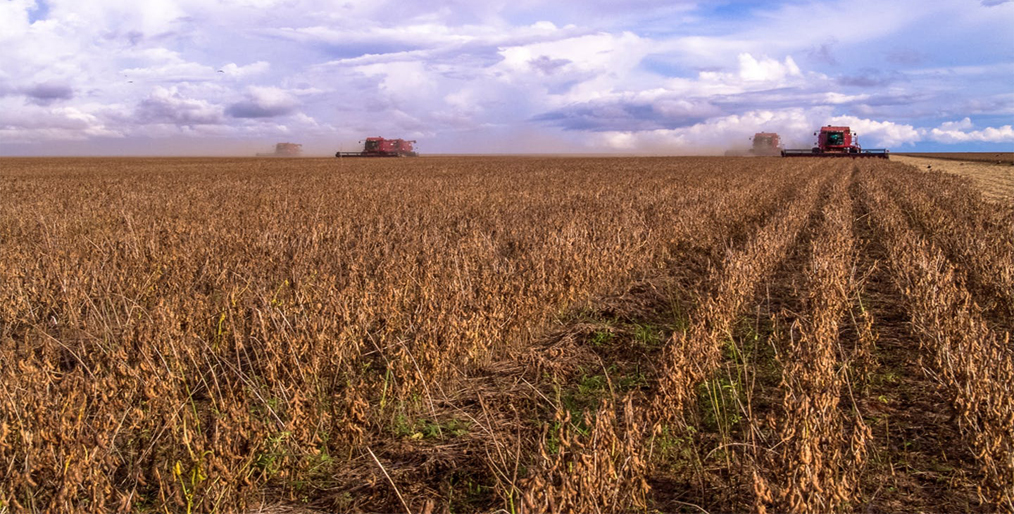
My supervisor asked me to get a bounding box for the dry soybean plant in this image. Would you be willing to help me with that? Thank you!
[0,156,1009,513]
[859,165,1013,507]
[755,170,871,513]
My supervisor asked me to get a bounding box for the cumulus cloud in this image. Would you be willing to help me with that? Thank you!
[929,118,1014,143]
[0,102,123,143]
[938,117,974,131]
[1,0,1012,154]
[528,55,572,75]
[226,87,300,118]
[826,115,921,147]
[581,108,949,154]
[136,87,224,126]
[589,108,822,154]
[535,52,824,132]
[22,81,74,105]
[493,30,650,100]
[691,54,806,94]
[217,61,270,78]
[738,54,801,82]
[122,49,227,82]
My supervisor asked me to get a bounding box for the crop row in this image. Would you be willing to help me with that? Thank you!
[877,167,1014,327]
[0,157,808,512]
[752,167,873,512]
[859,164,1013,507]
[1,156,1009,512]
[653,159,831,424]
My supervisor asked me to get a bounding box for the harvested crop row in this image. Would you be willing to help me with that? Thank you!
[754,166,872,513]
[653,159,833,424]
[521,396,650,513]
[514,161,815,513]
[0,157,812,513]
[876,167,1014,327]
[858,165,1013,508]
[1,156,1006,513]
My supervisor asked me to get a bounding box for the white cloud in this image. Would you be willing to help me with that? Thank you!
[585,109,937,153]
[823,92,870,104]
[226,86,300,118]
[122,49,227,82]
[0,0,32,36]
[0,101,123,142]
[827,115,921,147]
[136,86,224,126]
[689,54,812,96]
[736,54,801,82]
[45,0,190,39]
[349,61,436,105]
[1,0,1013,154]
[218,61,270,78]
[929,120,1014,143]
[590,108,827,154]
[937,117,974,131]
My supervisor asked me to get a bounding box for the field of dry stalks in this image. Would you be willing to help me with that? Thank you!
[891,155,1014,203]
[1,156,1011,513]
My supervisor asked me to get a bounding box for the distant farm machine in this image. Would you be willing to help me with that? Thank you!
[257,142,303,157]
[750,132,782,156]
[336,137,418,158]
[782,126,889,158]
[724,132,782,157]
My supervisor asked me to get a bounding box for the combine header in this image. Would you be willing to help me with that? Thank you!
[336,137,418,158]
[782,126,888,158]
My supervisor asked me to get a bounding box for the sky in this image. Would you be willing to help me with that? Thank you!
[1,0,1013,156]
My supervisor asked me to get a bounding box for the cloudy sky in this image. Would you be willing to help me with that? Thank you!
[1,0,1012,156]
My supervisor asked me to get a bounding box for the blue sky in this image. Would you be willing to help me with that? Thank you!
[1,0,1012,156]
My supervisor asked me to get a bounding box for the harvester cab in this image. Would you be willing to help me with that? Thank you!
[781,125,889,158]
[818,127,854,153]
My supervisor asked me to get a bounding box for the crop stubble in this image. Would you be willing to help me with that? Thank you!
[0,156,1010,513]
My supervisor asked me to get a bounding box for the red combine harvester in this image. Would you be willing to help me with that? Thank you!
[336,137,418,157]
[750,132,782,156]
[257,142,303,157]
[782,126,888,158]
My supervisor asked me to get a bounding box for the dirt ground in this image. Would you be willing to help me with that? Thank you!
[891,155,1014,203]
